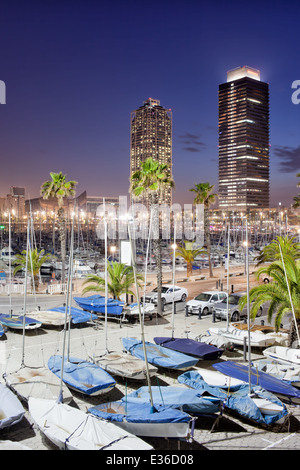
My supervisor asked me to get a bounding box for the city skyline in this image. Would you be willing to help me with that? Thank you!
[0,1,299,208]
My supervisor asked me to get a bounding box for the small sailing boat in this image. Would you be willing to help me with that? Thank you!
[48,355,116,396]
[263,346,300,365]
[94,351,158,381]
[178,370,288,425]
[213,360,300,404]
[121,385,222,415]
[0,314,42,331]
[88,401,195,439]
[74,295,124,316]
[208,325,275,348]
[154,336,223,360]
[254,358,300,387]
[0,383,25,430]
[29,397,153,450]
[122,337,199,371]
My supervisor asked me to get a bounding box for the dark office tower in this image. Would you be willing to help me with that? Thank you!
[130,98,173,208]
[218,66,269,211]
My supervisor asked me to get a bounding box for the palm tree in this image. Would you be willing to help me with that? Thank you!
[239,249,300,347]
[13,248,52,291]
[82,261,143,300]
[292,172,300,209]
[175,241,207,277]
[255,236,300,266]
[189,182,217,278]
[130,157,174,315]
[40,172,77,284]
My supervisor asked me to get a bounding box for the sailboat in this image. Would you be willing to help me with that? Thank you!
[119,385,222,415]
[29,397,153,450]
[3,220,73,404]
[0,383,25,430]
[89,216,196,440]
[178,369,288,425]
[122,337,199,370]
[47,209,116,397]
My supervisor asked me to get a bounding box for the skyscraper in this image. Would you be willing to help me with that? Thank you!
[130,98,172,207]
[218,66,269,211]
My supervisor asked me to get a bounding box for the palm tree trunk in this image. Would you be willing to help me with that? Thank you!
[187,261,193,277]
[288,318,300,347]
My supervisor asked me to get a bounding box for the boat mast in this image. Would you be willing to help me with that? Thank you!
[128,217,154,410]
[58,209,75,403]
[226,224,230,332]
[21,219,30,367]
[245,218,252,392]
[103,198,109,355]
[171,219,176,338]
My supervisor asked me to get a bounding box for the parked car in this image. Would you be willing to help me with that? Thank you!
[186,291,227,315]
[145,284,188,305]
[212,291,263,322]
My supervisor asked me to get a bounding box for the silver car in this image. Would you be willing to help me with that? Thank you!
[186,291,227,315]
[213,291,263,322]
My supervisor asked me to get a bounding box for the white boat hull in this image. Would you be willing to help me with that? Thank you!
[28,398,153,450]
[209,326,275,347]
[263,346,300,365]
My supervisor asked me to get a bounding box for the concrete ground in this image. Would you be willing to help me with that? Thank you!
[0,264,299,452]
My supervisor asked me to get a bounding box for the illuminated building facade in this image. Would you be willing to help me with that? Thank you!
[130,98,172,207]
[218,66,269,210]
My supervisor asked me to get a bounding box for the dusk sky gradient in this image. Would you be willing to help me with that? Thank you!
[0,0,300,207]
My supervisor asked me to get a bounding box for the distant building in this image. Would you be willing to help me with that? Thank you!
[218,66,270,211]
[0,186,25,218]
[130,98,173,208]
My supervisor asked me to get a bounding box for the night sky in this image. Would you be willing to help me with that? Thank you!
[0,0,299,207]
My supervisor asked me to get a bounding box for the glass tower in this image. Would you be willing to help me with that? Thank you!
[130,98,172,208]
[218,66,269,211]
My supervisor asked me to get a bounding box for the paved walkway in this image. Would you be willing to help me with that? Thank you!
[0,270,299,452]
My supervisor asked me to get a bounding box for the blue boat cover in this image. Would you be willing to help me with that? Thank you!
[123,386,221,415]
[178,370,288,425]
[213,360,300,400]
[0,384,25,429]
[0,324,4,337]
[74,296,124,316]
[154,337,223,360]
[0,314,42,329]
[48,355,116,395]
[89,401,191,423]
[50,306,97,324]
[122,337,199,370]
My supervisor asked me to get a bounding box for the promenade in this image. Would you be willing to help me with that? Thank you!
[0,265,299,452]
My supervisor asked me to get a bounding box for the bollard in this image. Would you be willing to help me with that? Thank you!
[212,311,216,323]
[261,319,264,326]
[185,305,189,317]
[198,307,202,320]
[231,285,234,293]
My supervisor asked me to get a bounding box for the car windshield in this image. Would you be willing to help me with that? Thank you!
[228,295,241,305]
[194,293,211,301]
[152,287,169,293]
